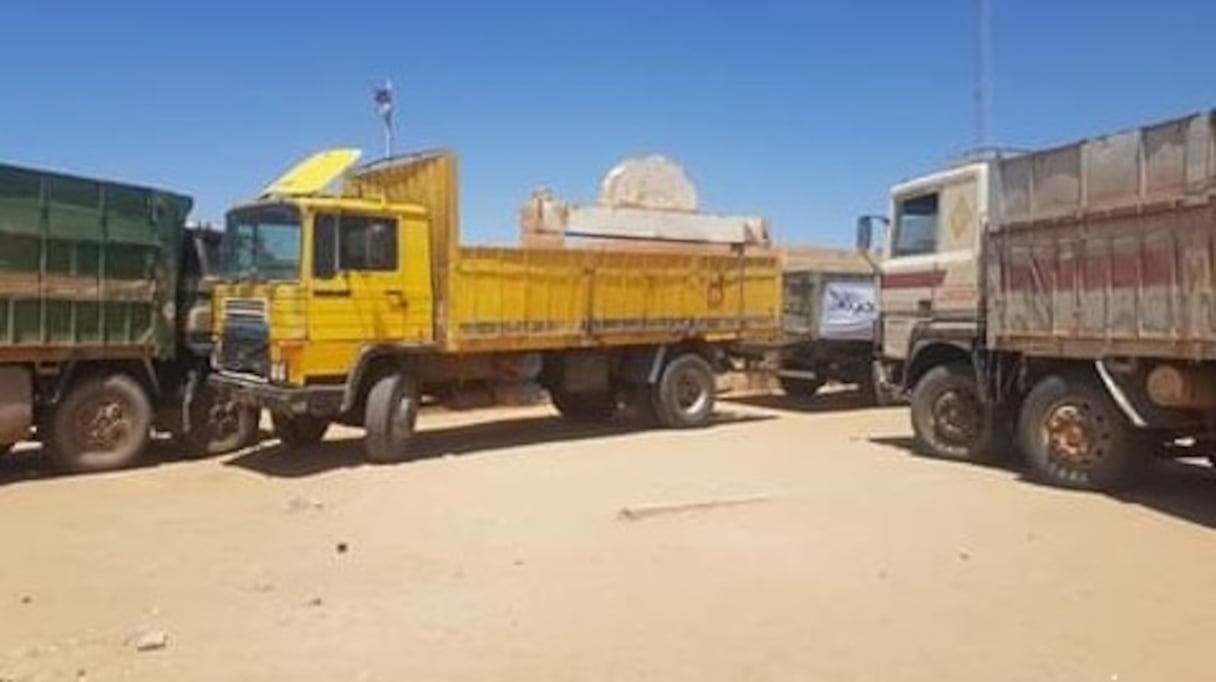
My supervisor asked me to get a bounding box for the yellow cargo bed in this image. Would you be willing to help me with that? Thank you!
[446,246,780,352]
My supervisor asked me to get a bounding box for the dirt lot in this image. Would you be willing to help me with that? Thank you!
[3,392,1216,681]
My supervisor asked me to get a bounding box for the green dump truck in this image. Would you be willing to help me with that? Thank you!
[0,162,256,473]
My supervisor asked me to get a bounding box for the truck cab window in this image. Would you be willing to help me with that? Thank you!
[314,214,337,278]
[892,193,939,257]
[313,214,398,277]
[782,273,812,317]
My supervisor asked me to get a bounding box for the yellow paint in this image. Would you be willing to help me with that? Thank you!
[261,148,363,197]
[214,150,781,388]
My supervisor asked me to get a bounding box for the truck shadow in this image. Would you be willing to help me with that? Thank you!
[224,410,773,479]
[0,432,281,487]
[726,388,882,414]
[868,436,1216,531]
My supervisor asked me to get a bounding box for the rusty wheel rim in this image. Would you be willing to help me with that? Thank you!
[1042,401,1108,469]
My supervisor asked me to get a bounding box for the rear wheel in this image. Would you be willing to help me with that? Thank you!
[550,389,619,423]
[47,374,153,473]
[272,413,330,448]
[364,373,419,464]
[910,364,1000,462]
[655,353,716,429]
[1018,374,1146,491]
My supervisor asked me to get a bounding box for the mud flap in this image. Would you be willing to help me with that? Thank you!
[0,366,32,445]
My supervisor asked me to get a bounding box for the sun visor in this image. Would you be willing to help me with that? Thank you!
[260,148,363,198]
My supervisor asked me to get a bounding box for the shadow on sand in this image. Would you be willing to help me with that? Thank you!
[0,430,280,487]
[725,387,886,414]
[223,409,773,479]
[868,435,1216,531]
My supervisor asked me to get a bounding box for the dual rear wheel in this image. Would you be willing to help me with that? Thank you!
[910,363,1146,491]
[550,353,717,430]
[42,374,262,474]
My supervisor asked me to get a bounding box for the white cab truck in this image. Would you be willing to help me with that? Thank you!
[862,111,1216,491]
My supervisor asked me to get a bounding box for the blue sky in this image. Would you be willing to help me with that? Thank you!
[2,1,1212,246]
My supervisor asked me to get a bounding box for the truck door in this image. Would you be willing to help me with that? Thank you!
[309,211,410,343]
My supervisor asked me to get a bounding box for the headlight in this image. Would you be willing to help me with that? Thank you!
[270,361,288,383]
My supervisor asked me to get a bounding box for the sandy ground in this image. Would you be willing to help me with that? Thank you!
[3,391,1216,681]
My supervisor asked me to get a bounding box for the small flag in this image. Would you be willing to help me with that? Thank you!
[373,79,393,122]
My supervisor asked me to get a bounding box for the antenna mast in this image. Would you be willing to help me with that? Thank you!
[973,0,993,149]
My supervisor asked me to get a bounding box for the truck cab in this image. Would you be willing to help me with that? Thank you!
[213,150,444,397]
[862,161,990,396]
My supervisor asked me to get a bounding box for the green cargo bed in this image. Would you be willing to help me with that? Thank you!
[0,163,192,360]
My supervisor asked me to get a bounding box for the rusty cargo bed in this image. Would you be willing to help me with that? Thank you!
[988,111,1216,360]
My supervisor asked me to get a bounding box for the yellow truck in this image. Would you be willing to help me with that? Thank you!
[209,149,780,462]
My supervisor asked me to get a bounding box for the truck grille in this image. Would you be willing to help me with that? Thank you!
[219,298,270,377]
[223,298,269,324]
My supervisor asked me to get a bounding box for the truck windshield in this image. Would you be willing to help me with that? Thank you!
[223,205,302,280]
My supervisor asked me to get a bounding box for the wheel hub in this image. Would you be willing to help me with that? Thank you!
[1043,403,1103,467]
[209,401,241,438]
[932,389,979,446]
[78,398,130,449]
[675,374,709,414]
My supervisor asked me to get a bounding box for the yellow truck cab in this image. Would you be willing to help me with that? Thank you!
[210,149,780,462]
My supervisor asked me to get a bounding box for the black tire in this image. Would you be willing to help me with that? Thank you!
[909,364,1000,462]
[187,387,260,456]
[364,373,419,464]
[205,405,260,455]
[779,376,824,398]
[859,363,896,407]
[655,353,716,429]
[47,374,153,473]
[272,412,330,448]
[550,389,619,423]
[1018,374,1146,491]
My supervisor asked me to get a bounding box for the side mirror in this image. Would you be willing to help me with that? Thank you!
[856,213,875,251]
[855,216,874,252]
[855,214,889,253]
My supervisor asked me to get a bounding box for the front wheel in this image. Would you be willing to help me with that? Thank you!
[208,404,260,455]
[1018,374,1145,491]
[272,413,330,448]
[47,374,153,473]
[364,373,419,464]
[909,364,1001,462]
[188,387,260,456]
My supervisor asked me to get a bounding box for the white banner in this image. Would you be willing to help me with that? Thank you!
[819,279,876,341]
